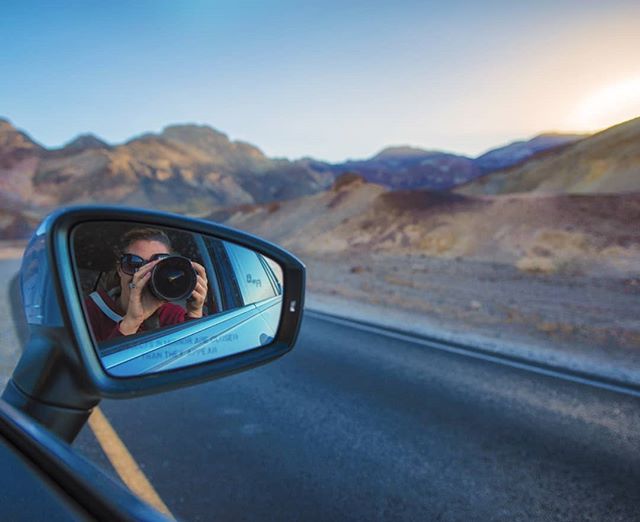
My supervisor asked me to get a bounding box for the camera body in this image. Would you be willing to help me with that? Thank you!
[149,255,197,301]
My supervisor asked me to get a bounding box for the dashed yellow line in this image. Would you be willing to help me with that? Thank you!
[88,407,174,519]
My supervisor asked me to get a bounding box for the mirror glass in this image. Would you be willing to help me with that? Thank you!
[71,222,284,377]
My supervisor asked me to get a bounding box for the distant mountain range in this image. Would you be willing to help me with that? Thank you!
[332,148,481,190]
[329,134,586,190]
[1,116,638,241]
[0,118,588,216]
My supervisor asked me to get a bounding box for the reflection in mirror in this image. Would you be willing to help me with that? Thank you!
[72,222,284,377]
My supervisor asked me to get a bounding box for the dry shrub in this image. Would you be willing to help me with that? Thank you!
[266,201,280,213]
[359,220,375,230]
[517,228,593,275]
[537,321,576,335]
[529,229,589,256]
[600,245,631,258]
[598,245,640,272]
[383,275,415,287]
[417,230,457,255]
[516,256,557,274]
[530,245,552,257]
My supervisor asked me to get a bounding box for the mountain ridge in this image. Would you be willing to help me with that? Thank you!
[458,116,640,195]
[0,118,334,215]
[0,117,594,210]
[329,133,586,191]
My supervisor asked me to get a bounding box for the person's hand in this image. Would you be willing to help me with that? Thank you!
[186,262,208,319]
[119,260,164,335]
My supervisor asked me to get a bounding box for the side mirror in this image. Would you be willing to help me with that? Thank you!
[3,206,305,441]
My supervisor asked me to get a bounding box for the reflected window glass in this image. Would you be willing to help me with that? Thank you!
[224,242,278,305]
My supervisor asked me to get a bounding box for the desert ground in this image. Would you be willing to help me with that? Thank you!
[303,251,640,383]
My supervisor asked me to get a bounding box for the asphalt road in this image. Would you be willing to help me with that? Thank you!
[75,312,640,521]
[1,259,638,521]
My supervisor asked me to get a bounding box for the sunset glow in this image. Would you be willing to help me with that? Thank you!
[572,76,640,132]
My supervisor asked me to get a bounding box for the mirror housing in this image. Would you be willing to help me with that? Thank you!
[3,206,305,441]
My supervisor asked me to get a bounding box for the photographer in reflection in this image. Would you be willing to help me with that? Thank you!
[86,228,208,342]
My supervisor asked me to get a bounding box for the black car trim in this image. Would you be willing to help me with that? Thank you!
[0,399,170,521]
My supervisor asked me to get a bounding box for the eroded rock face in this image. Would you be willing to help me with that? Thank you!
[0,120,335,223]
[0,118,44,167]
[0,119,49,208]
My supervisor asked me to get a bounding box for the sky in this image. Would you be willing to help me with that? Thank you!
[1,0,639,162]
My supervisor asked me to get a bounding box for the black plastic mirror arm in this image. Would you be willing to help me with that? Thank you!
[2,327,100,442]
[2,381,94,443]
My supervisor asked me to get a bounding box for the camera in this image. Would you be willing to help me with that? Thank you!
[149,256,197,301]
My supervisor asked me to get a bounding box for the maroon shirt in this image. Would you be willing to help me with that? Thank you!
[85,287,187,342]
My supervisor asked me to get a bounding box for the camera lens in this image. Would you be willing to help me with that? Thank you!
[149,256,197,301]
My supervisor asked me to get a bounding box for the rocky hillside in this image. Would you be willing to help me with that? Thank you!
[0,119,47,208]
[0,207,40,240]
[0,119,334,217]
[217,175,640,276]
[209,173,386,248]
[458,117,640,195]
